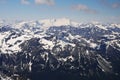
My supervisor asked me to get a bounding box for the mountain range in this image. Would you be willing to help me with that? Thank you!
[0,18,120,80]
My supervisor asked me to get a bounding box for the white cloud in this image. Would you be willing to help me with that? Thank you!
[21,0,30,5]
[100,0,120,9]
[35,0,54,5]
[73,4,88,10]
[1,0,54,5]
[72,4,97,14]
[112,3,120,8]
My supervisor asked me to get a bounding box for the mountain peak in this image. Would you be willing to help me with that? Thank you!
[52,18,71,26]
[39,18,71,26]
[38,18,79,29]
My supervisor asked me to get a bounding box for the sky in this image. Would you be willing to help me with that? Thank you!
[0,0,120,23]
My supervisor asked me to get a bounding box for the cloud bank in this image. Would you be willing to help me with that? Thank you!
[72,4,97,14]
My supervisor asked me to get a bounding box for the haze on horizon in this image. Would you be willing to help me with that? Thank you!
[0,0,120,23]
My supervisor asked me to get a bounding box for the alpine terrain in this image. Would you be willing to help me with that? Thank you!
[0,18,120,80]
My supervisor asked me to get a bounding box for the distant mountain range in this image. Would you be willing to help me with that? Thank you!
[0,18,120,80]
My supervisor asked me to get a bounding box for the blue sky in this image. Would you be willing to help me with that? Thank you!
[0,0,120,23]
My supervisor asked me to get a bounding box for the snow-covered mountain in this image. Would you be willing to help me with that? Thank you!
[0,18,120,80]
